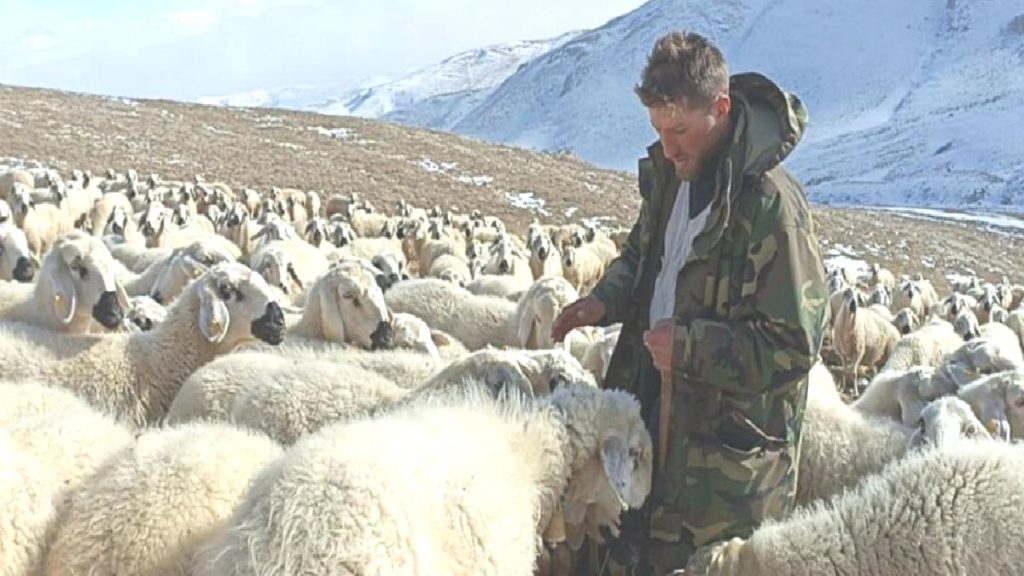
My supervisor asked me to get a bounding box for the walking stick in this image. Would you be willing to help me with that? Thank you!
[659,367,673,472]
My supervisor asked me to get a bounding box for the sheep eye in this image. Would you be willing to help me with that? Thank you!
[964,424,977,436]
[917,418,925,432]
[218,284,233,300]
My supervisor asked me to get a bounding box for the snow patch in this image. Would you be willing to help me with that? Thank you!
[505,191,549,216]
[455,175,493,186]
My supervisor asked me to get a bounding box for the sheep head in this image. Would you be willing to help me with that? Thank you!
[311,261,393,350]
[0,224,37,283]
[44,232,129,329]
[909,396,994,449]
[191,262,286,349]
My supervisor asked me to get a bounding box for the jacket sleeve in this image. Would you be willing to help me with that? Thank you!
[589,204,645,325]
[672,220,829,395]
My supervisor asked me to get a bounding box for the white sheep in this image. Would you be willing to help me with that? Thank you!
[852,366,939,426]
[465,272,534,299]
[892,307,919,336]
[427,252,472,286]
[0,167,35,200]
[516,276,580,349]
[192,383,652,575]
[370,250,408,291]
[145,238,240,304]
[529,233,563,279]
[8,182,73,255]
[0,231,130,333]
[685,439,1024,575]
[832,286,900,391]
[955,370,1024,441]
[868,262,896,291]
[879,317,963,372]
[386,277,576,351]
[0,262,287,426]
[562,244,605,294]
[0,222,37,282]
[0,389,133,576]
[392,312,441,358]
[87,191,134,236]
[45,422,282,576]
[250,238,330,304]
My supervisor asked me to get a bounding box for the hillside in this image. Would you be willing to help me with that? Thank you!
[2,83,1022,293]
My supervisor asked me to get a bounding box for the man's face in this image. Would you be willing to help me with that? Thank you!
[648,96,730,181]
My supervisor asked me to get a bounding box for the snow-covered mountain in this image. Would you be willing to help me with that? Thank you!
[199,0,1024,211]
[451,0,1024,210]
[198,31,582,129]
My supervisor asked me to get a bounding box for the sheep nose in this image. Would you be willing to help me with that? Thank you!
[900,326,911,335]
[12,256,33,282]
[499,260,510,274]
[251,302,286,345]
[388,273,400,286]
[112,223,124,234]
[370,320,394,351]
[92,290,125,329]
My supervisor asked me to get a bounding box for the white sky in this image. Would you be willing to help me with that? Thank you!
[0,0,647,101]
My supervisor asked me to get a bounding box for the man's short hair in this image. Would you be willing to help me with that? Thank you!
[635,31,729,109]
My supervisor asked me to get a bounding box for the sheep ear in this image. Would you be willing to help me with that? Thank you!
[973,392,1011,441]
[47,257,77,325]
[319,283,347,343]
[518,304,538,349]
[430,330,453,347]
[115,280,131,312]
[197,282,230,343]
[181,255,209,280]
[600,435,633,511]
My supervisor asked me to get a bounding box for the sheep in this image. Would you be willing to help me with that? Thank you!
[427,252,472,285]
[146,238,240,304]
[1006,309,1024,350]
[0,231,129,333]
[122,295,168,332]
[0,222,37,282]
[392,312,441,359]
[866,283,890,308]
[0,167,35,200]
[954,370,1024,441]
[879,317,963,372]
[562,244,605,294]
[832,286,900,392]
[230,348,595,447]
[349,210,389,237]
[482,235,533,281]
[140,202,215,249]
[8,182,73,255]
[192,382,652,576]
[0,390,134,576]
[954,310,1024,363]
[107,240,175,273]
[102,204,145,246]
[165,347,442,425]
[528,234,564,280]
[516,276,580,349]
[796,363,912,505]
[465,272,533,299]
[250,238,330,304]
[892,307,919,335]
[868,262,896,291]
[87,191,134,236]
[685,439,1024,576]
[852,366,939,425]
[385,277,576,351]
[284,260,394,350]
[45,422,282,576]
[0,262,287,426]
[891,280,928,320]
[370,250,408,291]
[580,329,620,387]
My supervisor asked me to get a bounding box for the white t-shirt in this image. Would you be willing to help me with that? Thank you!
[649,181,712,327]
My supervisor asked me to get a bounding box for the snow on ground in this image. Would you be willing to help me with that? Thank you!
[505,192,548,216]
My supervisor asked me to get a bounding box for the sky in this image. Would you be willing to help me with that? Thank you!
[0,0,647,101]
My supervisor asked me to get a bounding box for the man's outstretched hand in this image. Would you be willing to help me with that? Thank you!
[551,296,606,343]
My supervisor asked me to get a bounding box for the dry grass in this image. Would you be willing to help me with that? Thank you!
[2,82,1022,293]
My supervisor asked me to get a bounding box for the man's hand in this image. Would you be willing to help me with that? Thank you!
[551,296,606,343]
[643,319,675,373]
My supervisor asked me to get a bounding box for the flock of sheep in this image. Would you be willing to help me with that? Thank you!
[1,163,1023,575]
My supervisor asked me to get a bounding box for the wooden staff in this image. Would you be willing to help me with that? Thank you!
[659,367,673,472]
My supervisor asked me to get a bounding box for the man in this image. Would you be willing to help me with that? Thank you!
[551,31,828,573]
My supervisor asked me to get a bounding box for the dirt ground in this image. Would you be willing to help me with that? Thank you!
[2,82,1022,294]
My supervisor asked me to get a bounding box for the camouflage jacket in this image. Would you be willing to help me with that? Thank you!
[591,72,829,553]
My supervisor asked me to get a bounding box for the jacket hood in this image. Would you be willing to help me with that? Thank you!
[730,72,808,175]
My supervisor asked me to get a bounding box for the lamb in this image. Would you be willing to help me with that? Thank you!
[832,286,900,391]
[45,422,282,576]
[879,317,963,372]
[0,222,36,282]
[562,244,605,294]
[0,262,287,426]
[385,277,576,351]
[0,390,133,576]
[192,383,652,576]
[0,231,129,333]
[8,182,73,255]
[685,439,1024,576]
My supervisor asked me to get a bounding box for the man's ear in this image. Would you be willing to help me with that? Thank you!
[713,94,731,122]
